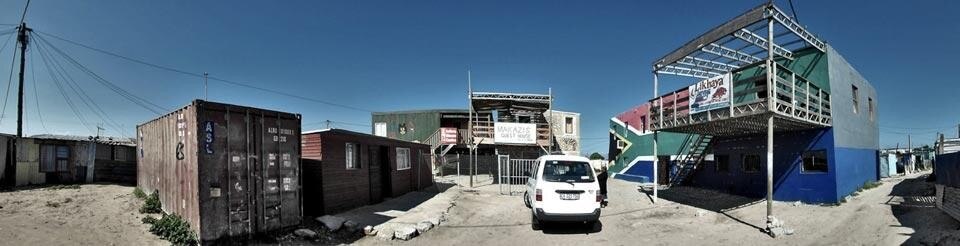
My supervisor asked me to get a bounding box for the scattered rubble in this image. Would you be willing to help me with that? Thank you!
[415,221,434,233]
[316,215,346,231]
[343,220,359,233]
[394,226,418,240]
[363,225,376,236]
[294,229,317,239]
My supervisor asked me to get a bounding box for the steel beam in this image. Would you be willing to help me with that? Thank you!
[701,43,762,65]
[657,65,719,79]
[734,29,794,60]
[677,56,740,73]
[768,5,827,52]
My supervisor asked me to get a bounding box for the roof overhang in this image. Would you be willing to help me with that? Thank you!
[471,92,551,112]
[652,2,827,79]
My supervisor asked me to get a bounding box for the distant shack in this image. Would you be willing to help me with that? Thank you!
[0,134,136,187]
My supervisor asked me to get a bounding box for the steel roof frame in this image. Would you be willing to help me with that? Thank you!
[652,2,826,79]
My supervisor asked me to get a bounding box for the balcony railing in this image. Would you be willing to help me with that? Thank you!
[649,63,831,135]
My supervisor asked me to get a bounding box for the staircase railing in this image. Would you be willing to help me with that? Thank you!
[669,134,713,187]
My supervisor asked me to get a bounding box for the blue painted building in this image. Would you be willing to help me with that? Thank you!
[609,3,878,204]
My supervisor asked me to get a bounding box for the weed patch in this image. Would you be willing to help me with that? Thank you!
[140,190,162,214]
[142,213,197,246]
[133,187,147,199]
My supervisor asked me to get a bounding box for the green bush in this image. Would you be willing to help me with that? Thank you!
[133,187,147,199]
[140,190,162,214]
[143,214,197,246]
[861,181,882,190]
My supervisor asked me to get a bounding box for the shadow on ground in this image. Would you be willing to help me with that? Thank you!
[260,181,457,245]
[539,221,602,235]
[888,175,960,245]
[649,186,763,212]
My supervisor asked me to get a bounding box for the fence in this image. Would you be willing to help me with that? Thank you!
[435,154,498,187]
[498,156,537,195]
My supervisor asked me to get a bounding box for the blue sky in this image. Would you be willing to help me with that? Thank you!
[0,0,957,155]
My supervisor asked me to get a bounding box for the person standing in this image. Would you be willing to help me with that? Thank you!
[598,165,609,207]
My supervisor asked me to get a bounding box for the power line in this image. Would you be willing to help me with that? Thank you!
[33,37,94,133]
[787,0,800,24]
[33,34,167,114]
[36,30,374,113]
[29,47,48,134]
[34,36,128,137]
[1,40,17,125]
[18,0,31,25]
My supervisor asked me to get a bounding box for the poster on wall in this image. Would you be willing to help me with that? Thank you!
[494,122,537,144]
[688,74,731,114]
[440,127,458,145]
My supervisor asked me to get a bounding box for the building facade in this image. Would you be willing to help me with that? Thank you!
[301,129,433,215]
[609,3,879,204]
[1,134,136,187]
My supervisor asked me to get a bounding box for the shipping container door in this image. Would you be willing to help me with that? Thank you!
[257,112,301,231]
[225,109,252,237]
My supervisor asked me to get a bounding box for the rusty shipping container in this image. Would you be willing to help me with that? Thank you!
[137,100,302,242]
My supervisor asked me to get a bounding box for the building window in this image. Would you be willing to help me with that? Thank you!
[742,154,760,173]
[114,147,129,161]
[40,145,70,173]
[345,143,359,169]
[851,85,859,114]
[564,117,574,134]
[374,122,387,137]
[802,150,828,173]
[715,155,729,173]
[868,97,875,121]
[396,148,411,170]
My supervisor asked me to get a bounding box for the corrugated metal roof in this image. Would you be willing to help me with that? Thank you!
[29,134,135,146]
[371,109,468,115]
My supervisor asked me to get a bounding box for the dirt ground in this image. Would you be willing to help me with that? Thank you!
[0,172,956,245]
[366,171,960,246]
[0,184,166,246]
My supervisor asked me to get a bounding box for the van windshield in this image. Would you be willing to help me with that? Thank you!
[542,161,595,183]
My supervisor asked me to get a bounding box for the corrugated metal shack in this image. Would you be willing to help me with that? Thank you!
[302,129,433,215]
[137,100,302,242]
[4,134,136,187]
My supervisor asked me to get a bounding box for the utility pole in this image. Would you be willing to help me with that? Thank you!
[203,72,208,100]
[16,23,30,138]
[467,70,473,188]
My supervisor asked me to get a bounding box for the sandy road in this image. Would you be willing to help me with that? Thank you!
[363,172,958,246]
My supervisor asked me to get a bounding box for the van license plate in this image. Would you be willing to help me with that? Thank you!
[559,193,579,200]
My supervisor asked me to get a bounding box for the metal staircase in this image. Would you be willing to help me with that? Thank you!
[669,134,713,187]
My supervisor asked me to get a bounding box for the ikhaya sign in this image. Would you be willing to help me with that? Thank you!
[688,74,731,114]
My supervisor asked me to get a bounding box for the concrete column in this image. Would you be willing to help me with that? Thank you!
[652,72,659,203]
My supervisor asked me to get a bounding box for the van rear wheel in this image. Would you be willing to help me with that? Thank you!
[523,191,531,208]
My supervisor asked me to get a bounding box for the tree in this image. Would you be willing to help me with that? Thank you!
[589,152,605,160]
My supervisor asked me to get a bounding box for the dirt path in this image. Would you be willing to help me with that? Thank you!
[0,184,166,246]
[375,172,958,246]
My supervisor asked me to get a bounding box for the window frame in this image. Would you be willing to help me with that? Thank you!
[345,142,359,170]
[851,85,859,114]
[396,147,411,171]
[564,117,574,135]
[742,154,761,174]
[374,122,387,137]
[801,150,829,173]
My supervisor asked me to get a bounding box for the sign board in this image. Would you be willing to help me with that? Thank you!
[495,122,537,144]
[688,74,731,114]
[440,127,458,145]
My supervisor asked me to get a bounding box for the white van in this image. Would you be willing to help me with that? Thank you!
[523,155,601,229]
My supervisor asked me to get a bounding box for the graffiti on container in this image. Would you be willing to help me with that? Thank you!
[203,121,215,154]
[176,142,185,160]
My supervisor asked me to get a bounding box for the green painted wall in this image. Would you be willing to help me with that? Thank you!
[371,111,442,142]
[608,120,698,174]
[730,47,829,104]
